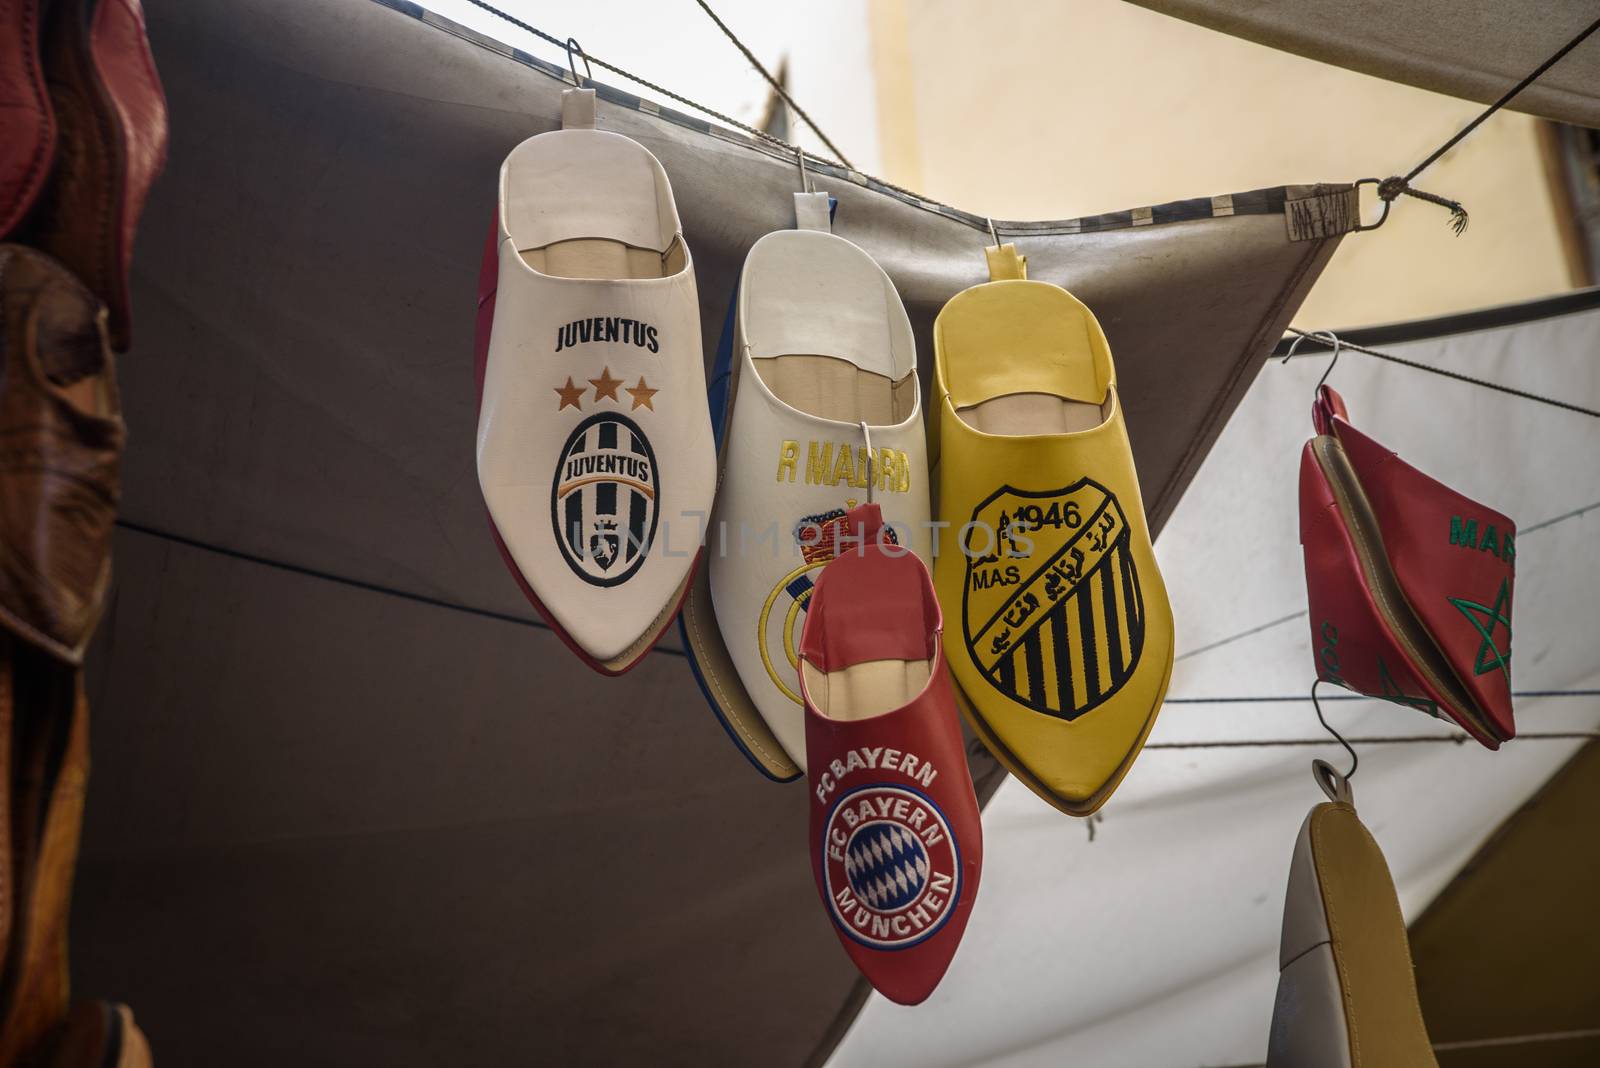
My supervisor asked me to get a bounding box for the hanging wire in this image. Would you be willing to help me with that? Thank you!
[1165,690,1600,704]
[1280,327,1600,418]
[1279,329,1342,389]
[1281,328,1600,418]
[1404,15,1600,187]
[564,37,592,85]
[690,0,856,170]
[1355,12,1600,232]
[1310,678,1359,779]
[459,0,861,174]
[858,420,875,505]
[1146,732,1600,750]
[107,518,1600,752]
[464,0,1596,246]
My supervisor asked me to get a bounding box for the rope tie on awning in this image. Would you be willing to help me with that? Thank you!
[1368,177,1468,235]
[1356,12,1600,234]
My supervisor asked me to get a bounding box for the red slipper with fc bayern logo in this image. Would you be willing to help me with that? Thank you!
[798,504,982,1005]
[1300,384,1516,748]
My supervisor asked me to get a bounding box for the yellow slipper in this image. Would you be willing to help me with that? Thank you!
[1266,762,1439,1066]
[931,245,1174,816]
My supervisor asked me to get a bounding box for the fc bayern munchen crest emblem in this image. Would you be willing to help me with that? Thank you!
[822,784,960,950]
[550,412,659,587]
[961,479,1145,720]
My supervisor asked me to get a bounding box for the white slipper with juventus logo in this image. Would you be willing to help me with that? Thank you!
[679,193,931,776]
[476,89,716,674]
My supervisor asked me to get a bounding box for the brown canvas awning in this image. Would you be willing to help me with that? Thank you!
[69,0,1350,1062]
[1129,1,1600,130]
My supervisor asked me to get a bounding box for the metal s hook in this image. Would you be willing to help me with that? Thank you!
[1281,330,1343,390]
[985,216,1000,249]
[859,420,874,504]
[565,37,593,86]
[796,145,814,194]
[1310,678,1358,782]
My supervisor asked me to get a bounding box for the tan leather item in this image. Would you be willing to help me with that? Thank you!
[1308,804,1437,1066]
[1267,769,1438,1067]
[0,244,123,666]
[0,635,13,988]
[0,635,90,1066]
[28,1000,151,1068]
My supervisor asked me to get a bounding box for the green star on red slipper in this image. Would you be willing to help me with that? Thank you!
[1449,577,1512,679]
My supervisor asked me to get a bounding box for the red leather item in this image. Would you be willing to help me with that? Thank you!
[470,214,695,676]
[800,508,982,1005]
[0,0,55,240]
[28,0,166,352]
[1299,385,1515,748]
[89,0,167,341]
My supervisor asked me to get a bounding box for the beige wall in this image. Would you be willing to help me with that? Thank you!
[868,0,1574,328]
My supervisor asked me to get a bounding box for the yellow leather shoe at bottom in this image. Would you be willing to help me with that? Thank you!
[931,269,1173,815]
[1267,796,1439,1067]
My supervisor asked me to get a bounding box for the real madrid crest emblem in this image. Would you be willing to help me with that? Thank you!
[822,784,961,950]
[759,509,900,703]
[961,479,1145,720]
[550,412,660,586]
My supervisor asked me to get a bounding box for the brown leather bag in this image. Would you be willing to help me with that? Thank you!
[0,246,124,666]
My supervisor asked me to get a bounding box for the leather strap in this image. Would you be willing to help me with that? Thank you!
[1313,758,1354,807]
[560,87,595,130]
[985,243,1026,281]
[1312,384,1349,436]
[793,191,832,233]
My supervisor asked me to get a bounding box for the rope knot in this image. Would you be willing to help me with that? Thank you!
[1374,176,1470,235]
[1376,177,1408,202]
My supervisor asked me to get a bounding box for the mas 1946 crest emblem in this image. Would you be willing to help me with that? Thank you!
[822,784,961,950]
[961,480,1145,720]
[550,412,659,586]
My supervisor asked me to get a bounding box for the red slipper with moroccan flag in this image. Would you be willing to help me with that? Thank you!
[799,504,981,1005]
[1300,384,1515,748]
